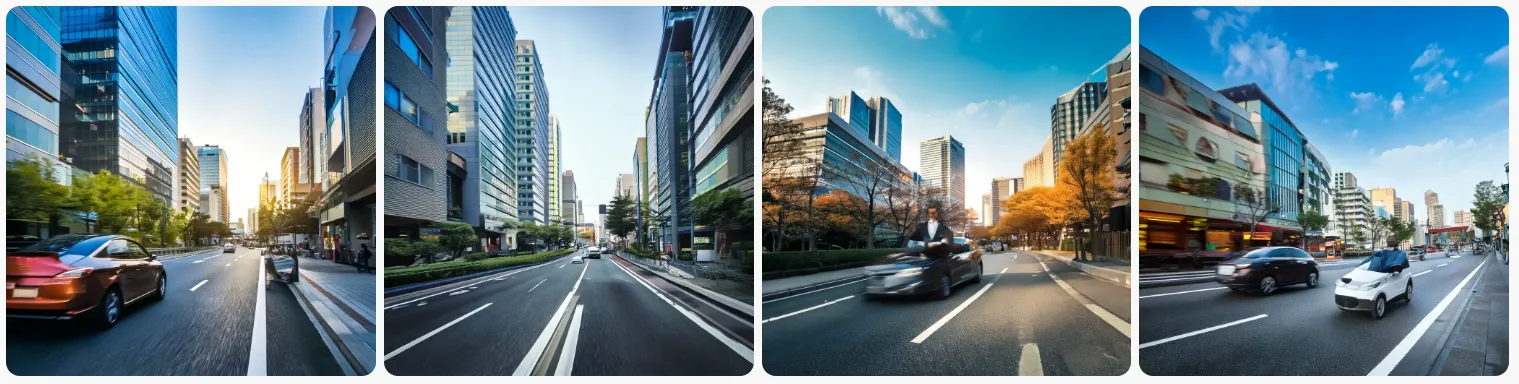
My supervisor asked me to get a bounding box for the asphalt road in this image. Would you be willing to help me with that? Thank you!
[761,249,1132,376]
[382,249,754,376]
[7,247,349,376]
[1138,250,1495,375]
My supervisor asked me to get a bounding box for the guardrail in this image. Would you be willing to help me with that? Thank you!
[149,246,220,260]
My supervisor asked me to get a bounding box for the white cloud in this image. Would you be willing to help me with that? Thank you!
[1421,71,1450,93]
[1223,33,1338,101]
[1485,45,1508,66]
[1411,44,1447,69]
[876,6,948,39]
[1391,92,1406,118]
[908,98,1045,203]
[1410,43,1459,94]
[1350,129,1359,139]
[1192,7,1211,20]
[1322,130,1509,219]
[1350,91,1383,114]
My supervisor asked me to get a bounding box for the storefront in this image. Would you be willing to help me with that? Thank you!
[1139,211,1302,253]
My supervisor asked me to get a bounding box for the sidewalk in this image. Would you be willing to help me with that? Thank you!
[619,254,754,316]
[761,266,868,297]
[1026,249,1132,288]
[1435,251,1508,376]
[292,257,376,375]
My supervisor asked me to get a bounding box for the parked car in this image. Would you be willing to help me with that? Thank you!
[863,237,984,300]
[7,234,168,329]
[1335,255,1412,319]
[1215,246,1321,295]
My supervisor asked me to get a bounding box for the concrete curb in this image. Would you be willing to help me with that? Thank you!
[1029,251,1132,288]
[382,252,573,297]
[288,272,373,375]
[618,253,754,317]
[760,271,866,301]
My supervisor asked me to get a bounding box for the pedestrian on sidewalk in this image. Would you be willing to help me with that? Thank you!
[356,244,373,273]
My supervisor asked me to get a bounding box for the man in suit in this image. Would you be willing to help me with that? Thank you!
[907,206,956,258]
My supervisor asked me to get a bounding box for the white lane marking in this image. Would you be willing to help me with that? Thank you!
[1368,258,1489,375]
[560,263,567,268]
[1412,270,1433,278]
[1437,263,1449,268]
[417,302,427,307]
[226,263,231,267]
[448,290,467,296]
[1140,287,1229,299]
[1019,343,1043,376]
[193,260,206,264]
[528,279,547,292]
[1139,314,1268,349]
[1139,276,1216,283]
[910,283,995,344]
[514,263,590,375]
[608,258,753,362]
[1038,260,1130,337]
[384,262,554,309]
[554,305,586,376]
[761,277,867,304]
[1000,267,1009,274]
[189,280,208,291]
[248,258,267,376]
[763,295,856,324]
[384,303,493,360]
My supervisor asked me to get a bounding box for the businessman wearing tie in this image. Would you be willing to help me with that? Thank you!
[907,206,956,258]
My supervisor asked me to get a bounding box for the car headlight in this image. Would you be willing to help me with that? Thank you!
[1357,280,1382,291]
[894,267,925,277]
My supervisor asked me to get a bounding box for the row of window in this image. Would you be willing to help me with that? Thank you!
[8,75,58,122]
[385,82,438,135]
[388,14,435,79]
[7,10,61,73]
[6,110,59,154]
[397,154,434,186]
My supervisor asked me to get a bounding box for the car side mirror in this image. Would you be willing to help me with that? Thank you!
[147,254,158,261]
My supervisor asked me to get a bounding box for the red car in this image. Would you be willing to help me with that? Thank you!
[7,234,168,329]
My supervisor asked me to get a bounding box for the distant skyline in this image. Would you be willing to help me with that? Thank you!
[508,6,663,227]
[765,6,1131,219]
[1142,6,1508,222]
[178,6,327,224]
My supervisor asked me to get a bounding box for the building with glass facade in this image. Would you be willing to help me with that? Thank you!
[7,6,65,174]
[1051,81,1106,171]
[651,6,697,253]
[444,6,518,250]
[1222,84,1305,226]
[867,97,902,162]
[764,112,910,198]
[920,135,966,204]
[299,87,325,198]
[548,115,562,225]
[196,145,229,222]
[561,170,578,227]
[514,39,550,226]
[688,6,754,208]
[383,6,446,240]
[58,6,179,204]
[320,6,377,261]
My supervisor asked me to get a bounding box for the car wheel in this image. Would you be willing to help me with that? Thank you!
[1404,281,1413,302]
[1305,272,1319,288]
[89,288,123,330]
[150,274,167,302]
[1373,295,1387,319]
[971,264,983,284]
[1259,276,1277,296]
[935,276,951,300]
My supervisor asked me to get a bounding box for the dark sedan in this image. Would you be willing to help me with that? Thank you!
[863,237,983,300]
[1214,246,1321,295]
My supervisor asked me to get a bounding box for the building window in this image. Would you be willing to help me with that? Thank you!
[1139,64,1166,95]
[398,155,433,186]
[1195,138,1217,159]
[1235,152,1252,171]
[400,95,418,125]
[1167,124,1188,146]
[384,82,400,109]
[392,16,432,79]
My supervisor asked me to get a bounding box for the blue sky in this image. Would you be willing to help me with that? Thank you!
[179,6,333,224]
[508,6,663,226]
[764,6,1130,219]
[1142,6,1508,225]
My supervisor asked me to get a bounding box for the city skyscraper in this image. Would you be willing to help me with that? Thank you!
[1455,209,1471,227]
[515,39,551,225]
[990,177,1014,226]
[981,194,994,227]
[320,6,378,253]
[6,6,67,184]
[298,87,325,195]
[652,6,697,252]
[384,6,449,239]
[561,170,578,226]
[688,6,755,203]
[826,91,871,139]
[920,135,966,204]
[548,114,562,224]
[1425,190,1443,229]
[175,138,201,214]
[866,96,902,162]
[197,145,229,222]
[1023,136,1054,188]
[1050,81,1105,170]
[617,173,636,198]
[59,6,180,204]
[444,6,518,250]
[1432,203,1447,229]
[1223,84,1306,223]
[280,147,312,205]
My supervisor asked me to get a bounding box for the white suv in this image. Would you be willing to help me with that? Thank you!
[1334,261,1412,319]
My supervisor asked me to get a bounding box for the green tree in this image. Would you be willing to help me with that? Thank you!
[434,221,477,259]
[6,157,71,234]
[1471,180,1504,237]
[605,194,637,246]
[1232,184,1279,247]
[72,170,145,235]
[1299,209,1330,249]
[1389,217,1416,247]
[691,188,752,259]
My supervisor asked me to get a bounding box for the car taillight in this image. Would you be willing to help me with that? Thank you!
[55,268,93,278]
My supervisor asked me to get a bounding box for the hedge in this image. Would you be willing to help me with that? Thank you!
[762,248,902,280]
[384,248,575,288]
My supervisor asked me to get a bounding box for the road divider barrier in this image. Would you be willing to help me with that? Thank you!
[383,249,576,290]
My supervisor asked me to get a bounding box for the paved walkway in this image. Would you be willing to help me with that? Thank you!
[294,257,376,374]
[1436,250,1508,376]
[1025,249,1132,287]
[761,266,868,296]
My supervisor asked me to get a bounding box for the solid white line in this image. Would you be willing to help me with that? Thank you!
[514,263,589,375]
[1046,269,1131,338]
[1412,270,1433,278]
[608,259,754,362]
[384,262,552,309]
[528,279,547,293]
[1140,287,1228,299]
[762,295,855,324]
[554,305,586,376]
[189,280,208,291]
[911,283,994,344]
[1139,314,1268,349]
[384,303,493,360]
[1019,343,1043,376]
[760,277,867,304]
[247,258,267,376]
[193,260,205,264]
[1367,258,1488,375]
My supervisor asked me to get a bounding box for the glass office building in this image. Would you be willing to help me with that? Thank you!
[688,6,753,200]
[868,96,902,162]
[58,6,179,203]
[7,7,63,167]
[446,6,518,249]
[1222,84,1305,223]
[826,91,871,140]
[514,40,550,225]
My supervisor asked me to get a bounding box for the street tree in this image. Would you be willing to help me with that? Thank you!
[434,221,477,259]
[1364,214,1392,247]
[1471,180,1504,237]
[1058,126,1120,261]
[691,187,751,259]
[832,151,899,248]
[6,157,71,234]
[72,170,146,235]
[1232,184,1279,246]
[606,194,637,246]
[1299,209,1330,249]
[761,78,810,181]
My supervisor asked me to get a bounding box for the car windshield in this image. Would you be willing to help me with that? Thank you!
[17,234,96,253]
[1240,248,1273,259]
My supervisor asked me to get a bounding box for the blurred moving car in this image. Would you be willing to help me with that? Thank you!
[586,247,602,259]
[223,243,236,253]
[1409,248,1426,261]
[571,255,585,264]
[1335,254,1412,319]
[1215,246,1321,295]
[863,237,984,300]
[7,234,168,329]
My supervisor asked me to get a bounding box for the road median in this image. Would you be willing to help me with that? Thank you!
[383,249,576,296]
